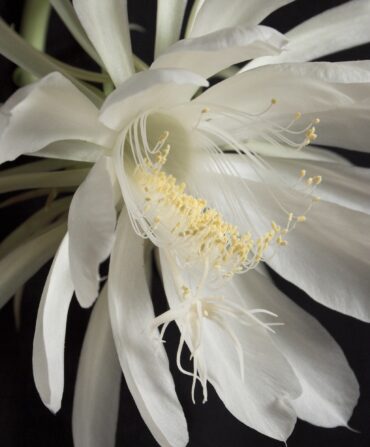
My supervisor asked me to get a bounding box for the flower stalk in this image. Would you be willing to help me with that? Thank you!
[14,0,51,86]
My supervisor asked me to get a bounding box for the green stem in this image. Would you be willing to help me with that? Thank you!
[15,0,51,85]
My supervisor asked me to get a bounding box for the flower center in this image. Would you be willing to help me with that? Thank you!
[113,104,322,402]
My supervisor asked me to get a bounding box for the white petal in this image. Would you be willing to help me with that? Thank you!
[36,140,104,163]
[245,0,370,70]
[0,223,66,309]
[0,72,114,164]
[73,0,133,86]
[187,0,294,38]
[160,251,300,442]
[73,286,121,447]
[32,233,74,413]
[68,157,116,308]
[99,68,208,131]
[152,25,287,79]
[196,61,370,119]
[155,0,187,57]
[108,208,188,447]
[236,270,359,427]
[50,0,101,64]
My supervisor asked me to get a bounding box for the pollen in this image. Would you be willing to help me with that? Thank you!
[134,145,292,279]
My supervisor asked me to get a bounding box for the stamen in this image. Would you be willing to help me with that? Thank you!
[112,103,324,403]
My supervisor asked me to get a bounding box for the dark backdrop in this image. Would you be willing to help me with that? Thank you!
[0,1,369,446]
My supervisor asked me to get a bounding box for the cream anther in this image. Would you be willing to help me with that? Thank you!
[158,130,170,142]
[297,215,306,223]
[300,169,306,178]
[313,175,322,185]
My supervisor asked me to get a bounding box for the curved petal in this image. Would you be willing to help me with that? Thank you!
[234,270,359,427]
[50,0,101,64]
[68,157,116,308]
[32,233,74,413]
[73,0,133,86]
[0,72,114,164]
[187,0,294,38]
[108,208,188,447]
[152,25,287,79]
[73,286,121,447]
[159,250,300,442]
[245,0,370,70]
[236,270,359,427]
[36,140,104,163]
[99,68,208,131]
[155,0,187,57]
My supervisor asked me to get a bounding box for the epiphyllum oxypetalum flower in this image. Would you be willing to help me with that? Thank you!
[0,0,370,446]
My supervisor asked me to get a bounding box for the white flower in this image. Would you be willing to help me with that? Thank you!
[0,0,370,446]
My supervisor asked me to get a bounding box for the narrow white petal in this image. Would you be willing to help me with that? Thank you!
[68,157,116,308]
[245,0,370,70]
[50,0,101,64]
[160,251,300,442]
[0,72,114,164]
[73,286,121,447]
[155,0,187,57]
[73,0,134,86]
[237,270,359,427]
[152,25,287,79]
[0,223,66,309]
[187,0,294,38]
[36,140,104,163]
[99,68,208,131]
[32,233,74,412]
[108,209,188,447]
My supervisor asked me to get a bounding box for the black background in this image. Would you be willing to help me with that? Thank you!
[0,1,369,446]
